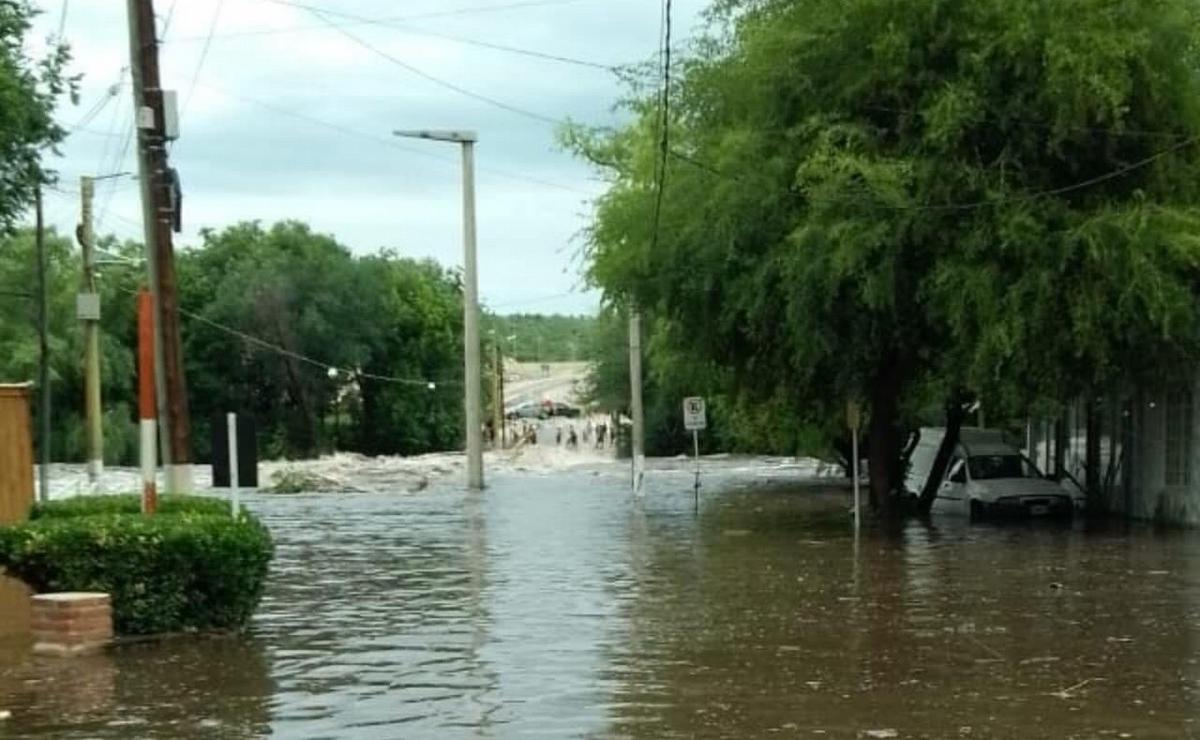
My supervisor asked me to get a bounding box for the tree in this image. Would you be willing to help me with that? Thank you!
[0,1,74,227]
[571,0,1200,515]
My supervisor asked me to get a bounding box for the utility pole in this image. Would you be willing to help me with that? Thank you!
[493,341,504,449]
[35,184,50,502]
[629,308,645,494]
[126,0,192,493]
[394,129,484,489]
[78,176,103,489]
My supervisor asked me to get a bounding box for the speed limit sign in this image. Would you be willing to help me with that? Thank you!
[683,397,707,431]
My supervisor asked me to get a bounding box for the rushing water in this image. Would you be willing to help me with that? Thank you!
[1,459,1198,738]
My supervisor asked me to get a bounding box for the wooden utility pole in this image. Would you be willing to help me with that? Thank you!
[78,177,103,488]
[126,0,192,492]
[34,185,50,502]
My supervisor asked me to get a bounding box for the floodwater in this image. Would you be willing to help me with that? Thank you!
[1,458,1198,738]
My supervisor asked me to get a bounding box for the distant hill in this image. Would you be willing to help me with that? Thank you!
[485,314,597,363]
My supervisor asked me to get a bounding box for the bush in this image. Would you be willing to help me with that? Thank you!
[0,495,274,636]
[29,493,232,520]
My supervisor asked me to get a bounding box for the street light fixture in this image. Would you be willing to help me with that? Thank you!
[394,128,483,489]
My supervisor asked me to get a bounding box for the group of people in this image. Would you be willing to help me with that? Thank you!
[554,420,609,450]
[488,415,616,453]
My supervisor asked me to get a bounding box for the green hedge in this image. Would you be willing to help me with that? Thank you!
[29,493,232,520]
[0,495,274,636]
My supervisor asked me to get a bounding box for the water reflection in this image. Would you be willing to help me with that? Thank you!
[0,635,272,738]
[604,481,1200,737]
[0,464,1196,737]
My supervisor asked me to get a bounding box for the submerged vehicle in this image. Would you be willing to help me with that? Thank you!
[907,428,1083,519]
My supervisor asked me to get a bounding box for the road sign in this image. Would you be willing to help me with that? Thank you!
[683,397,707,431]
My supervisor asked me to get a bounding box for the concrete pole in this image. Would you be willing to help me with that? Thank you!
[462,140,483,489]
[35,185,50,503]
[79,176,104,489]
[227,412,240,518]
[493,341,504,450]
[629,309,645,494]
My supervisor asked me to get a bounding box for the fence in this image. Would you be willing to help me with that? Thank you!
[0,384,34,524]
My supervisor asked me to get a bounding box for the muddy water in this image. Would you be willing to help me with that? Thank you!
[1,461,1197,738]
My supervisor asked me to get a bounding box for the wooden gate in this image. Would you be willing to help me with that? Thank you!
[0,384,34,524]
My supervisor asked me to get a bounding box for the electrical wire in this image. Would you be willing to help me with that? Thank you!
[173,0,592,42]
[200,83,590,194]
[304,8,562,126]
[647,0,672,254]
[111,286,460,388]
[181,0,227,118]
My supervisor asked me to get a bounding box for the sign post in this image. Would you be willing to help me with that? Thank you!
[847,400,861,532]
[683,397,707,509]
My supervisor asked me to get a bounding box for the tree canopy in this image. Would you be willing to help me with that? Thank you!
[571,0,1200,512]
[0,0,73,228]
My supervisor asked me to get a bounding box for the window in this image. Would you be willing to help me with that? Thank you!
[1165,390,1193,487]
[967,455,1043,481]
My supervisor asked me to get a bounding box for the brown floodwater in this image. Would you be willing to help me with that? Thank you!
[1,459,1198,738]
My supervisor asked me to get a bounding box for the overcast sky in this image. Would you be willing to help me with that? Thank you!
[30,0,709,315]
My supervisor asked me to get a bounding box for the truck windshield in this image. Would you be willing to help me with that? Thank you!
[967,454,1042,480]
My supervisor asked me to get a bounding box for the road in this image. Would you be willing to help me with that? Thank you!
[503,361,588,410]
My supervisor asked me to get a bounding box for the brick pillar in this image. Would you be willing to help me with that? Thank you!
[31,593,113,656]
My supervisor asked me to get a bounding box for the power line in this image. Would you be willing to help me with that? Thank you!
[181,0,227,118]
[110,285,460,387]
[304,8,562,125]
[647,0,673,254]
[200,83,589,194]
[172,0,593,42]
[56,0,69,38]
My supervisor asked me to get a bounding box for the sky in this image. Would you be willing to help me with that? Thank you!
[29,0,711,316]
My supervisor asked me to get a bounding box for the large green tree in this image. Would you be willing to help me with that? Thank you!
[573,0,1200,514]
[0,0,73,227]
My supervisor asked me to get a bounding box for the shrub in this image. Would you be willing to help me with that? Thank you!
[30,493,232,520]
[0,496,274,635]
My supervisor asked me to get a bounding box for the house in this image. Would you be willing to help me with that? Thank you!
[1028,386,1200,526]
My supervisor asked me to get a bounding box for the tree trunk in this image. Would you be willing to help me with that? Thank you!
[867,350,904,516]
[917,392,970,514]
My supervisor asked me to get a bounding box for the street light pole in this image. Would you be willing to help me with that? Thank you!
[394,129,483,489]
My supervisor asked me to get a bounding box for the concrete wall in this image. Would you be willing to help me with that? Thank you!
[1125,383,1200,526]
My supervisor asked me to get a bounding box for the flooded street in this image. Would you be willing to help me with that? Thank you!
[2,459,1198,737]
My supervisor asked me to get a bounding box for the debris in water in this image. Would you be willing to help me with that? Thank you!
[862,730,898,739]
[0,710,11,721]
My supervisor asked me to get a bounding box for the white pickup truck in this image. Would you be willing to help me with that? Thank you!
[906,427,1083,519]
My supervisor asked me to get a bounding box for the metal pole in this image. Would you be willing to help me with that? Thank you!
[629,309,645,495]
[80,176,104,489]
[227,412,240,518]
[462,140,483,489]
[693,428,700,510]
[35,185,50,503]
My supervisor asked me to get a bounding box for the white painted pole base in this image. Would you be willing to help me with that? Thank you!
[86,459,103,491]
[633,453,646,497]
[227,413,240,518]
[140,419,157,514]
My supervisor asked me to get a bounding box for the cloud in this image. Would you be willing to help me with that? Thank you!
[35,0,710,316]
